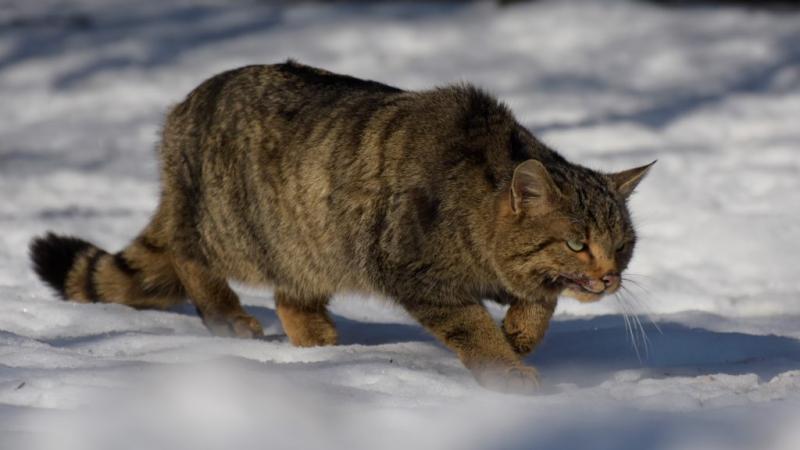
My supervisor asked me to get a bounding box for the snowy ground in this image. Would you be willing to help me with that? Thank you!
[1,0,800,448]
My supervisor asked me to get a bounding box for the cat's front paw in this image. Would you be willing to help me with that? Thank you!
[474,364,540,395]
[503,329,537,355]
[502,318,548,356]
[501,302,553,356]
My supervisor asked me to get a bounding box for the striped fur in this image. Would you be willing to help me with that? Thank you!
[29,61,652,392]
[30,233,185,309]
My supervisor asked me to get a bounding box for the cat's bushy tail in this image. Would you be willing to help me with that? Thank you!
[29,231,185,309]
[30,233,94,299]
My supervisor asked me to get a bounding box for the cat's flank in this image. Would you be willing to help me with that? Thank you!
[30,61,652,393]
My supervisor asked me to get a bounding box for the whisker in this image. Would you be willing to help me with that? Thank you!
[622,277,652,295]
[628,298,651,358]
[632,296,663,336]
[614,294,632,344]
[621,272,656,281]
[619,291,648,358]
[621,284,663,335]
[620,294,647,362]
[615,294,642,362]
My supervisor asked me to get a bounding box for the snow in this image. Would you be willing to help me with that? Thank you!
[1,0,800,448]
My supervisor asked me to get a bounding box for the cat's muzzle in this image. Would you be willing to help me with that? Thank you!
[559,273,619,303]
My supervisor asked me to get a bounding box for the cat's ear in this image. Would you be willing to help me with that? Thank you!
[510,159,561,214]
[608,161,656,198]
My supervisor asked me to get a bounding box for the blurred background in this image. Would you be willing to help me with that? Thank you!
[1,1,799,449]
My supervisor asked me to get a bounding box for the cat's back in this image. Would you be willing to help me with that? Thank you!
[170,60,402,121]
[160,60,407,181]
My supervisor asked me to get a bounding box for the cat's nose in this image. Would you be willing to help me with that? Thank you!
[602,274,620,288]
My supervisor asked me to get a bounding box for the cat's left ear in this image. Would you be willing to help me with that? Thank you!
[608,161,656,198]
[510,159,561,215]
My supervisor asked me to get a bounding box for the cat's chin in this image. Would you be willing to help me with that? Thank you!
[562,287,605,303]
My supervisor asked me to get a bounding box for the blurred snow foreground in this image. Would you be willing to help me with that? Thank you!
[1,0,800,448]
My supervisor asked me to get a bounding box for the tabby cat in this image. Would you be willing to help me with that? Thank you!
[30,61,653,393]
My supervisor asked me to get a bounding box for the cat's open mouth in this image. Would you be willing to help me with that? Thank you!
[557,274,605,295]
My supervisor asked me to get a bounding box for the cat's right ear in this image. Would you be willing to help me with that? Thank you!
[608,160,656,198]
[510,160,561,215]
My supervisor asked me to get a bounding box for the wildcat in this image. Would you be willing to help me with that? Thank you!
[30,60,652,393]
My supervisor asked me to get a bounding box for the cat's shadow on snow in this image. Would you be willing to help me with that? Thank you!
[238,305,800,385]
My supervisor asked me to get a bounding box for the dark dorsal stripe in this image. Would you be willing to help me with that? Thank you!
[84,250,105,302]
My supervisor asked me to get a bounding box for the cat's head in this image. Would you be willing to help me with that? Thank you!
[492,159,654,303]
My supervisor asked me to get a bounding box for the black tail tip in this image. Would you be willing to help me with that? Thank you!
[29,233,92,298]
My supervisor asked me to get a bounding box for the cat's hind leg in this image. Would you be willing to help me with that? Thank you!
[275,290,337,347]
[173,257,263,338]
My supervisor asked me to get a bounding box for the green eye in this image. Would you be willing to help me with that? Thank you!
[566,240,586,252]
